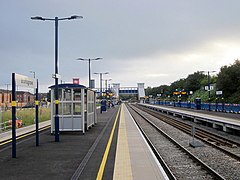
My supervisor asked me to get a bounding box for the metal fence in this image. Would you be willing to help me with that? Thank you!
[150,100,240,113]
[0,121,11,133]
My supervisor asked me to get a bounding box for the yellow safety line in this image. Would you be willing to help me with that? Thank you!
[96,105,121,180]
[0,125,50,146]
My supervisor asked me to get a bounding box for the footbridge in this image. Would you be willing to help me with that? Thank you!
[112,83,145,101]
[94,83,145,101]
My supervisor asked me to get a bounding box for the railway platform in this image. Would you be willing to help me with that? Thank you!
[0,104,168,180]
[140,103,240,134]
[113,103,168,180]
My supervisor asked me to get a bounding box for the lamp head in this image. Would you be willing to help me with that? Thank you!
[77,58,85,61]
[69,15,83,20]
[31,16,45,21]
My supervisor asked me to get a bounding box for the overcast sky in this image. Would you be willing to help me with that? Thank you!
[1,1,240,92]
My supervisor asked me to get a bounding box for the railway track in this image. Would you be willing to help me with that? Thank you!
[126,103,225,180]
[135,103,240,161]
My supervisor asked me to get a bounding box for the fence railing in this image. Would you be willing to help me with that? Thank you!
[0,121,11,132]
[149,100,240,113]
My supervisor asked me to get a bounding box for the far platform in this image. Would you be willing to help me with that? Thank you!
[139,103,240,133]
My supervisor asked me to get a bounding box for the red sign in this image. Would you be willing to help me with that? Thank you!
[73,78,80,84]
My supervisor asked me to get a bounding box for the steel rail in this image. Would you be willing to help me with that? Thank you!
[128,104,225,180]
[126,104,176,180]
[136,104,240,161]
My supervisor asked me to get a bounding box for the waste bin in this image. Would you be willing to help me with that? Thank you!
[195,98,201,110]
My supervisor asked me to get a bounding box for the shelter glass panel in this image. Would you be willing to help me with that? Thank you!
[73,89,81,101]
[63,89,72,101]
[88,103,94,113]
[73,103,81,115]
[60,102,72,115]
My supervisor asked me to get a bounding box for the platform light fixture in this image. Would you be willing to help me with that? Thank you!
[200,70,216,111]
[29,71,36,79]
[76,57,102,88]
[102,78,112,92]
[94,72,109,97]
[31,15,83,142]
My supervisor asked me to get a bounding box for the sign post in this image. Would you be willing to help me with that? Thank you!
[189,124,204,148]
[35,79,39,146]
[12,73,17,158]
[12,73,37,158]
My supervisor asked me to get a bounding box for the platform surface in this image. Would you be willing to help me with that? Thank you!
[0,105,168,180]
[141,103,240,126]
[0,120,50,142]
[113,104,168,180]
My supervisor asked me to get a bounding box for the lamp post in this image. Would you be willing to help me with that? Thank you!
[94,72,109,97]
[31,15,83,142]
[103,78,112,93]
[107,79,112,91]
[200,71,216,111]
[29,71,36,79]
[76,57,102,88]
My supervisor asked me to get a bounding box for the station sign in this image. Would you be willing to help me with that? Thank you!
[15,73,36,88]
[73,78,80,84]
[216,91,223,95]
[205,85,214,91]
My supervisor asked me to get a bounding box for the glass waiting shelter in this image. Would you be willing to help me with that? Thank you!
[49,84,97,134]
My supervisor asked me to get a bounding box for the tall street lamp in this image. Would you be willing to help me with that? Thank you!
[76,57,102,88]
[102,78,112,92]
[31,15,83,142]
[29,71,36,79]
[94,72,109,97]
[200,70,216,111]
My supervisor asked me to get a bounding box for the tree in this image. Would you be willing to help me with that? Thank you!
[216,60,240,103]
[186,71,206,92]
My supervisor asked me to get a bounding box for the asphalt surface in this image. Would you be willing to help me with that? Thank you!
[0,106,120,180]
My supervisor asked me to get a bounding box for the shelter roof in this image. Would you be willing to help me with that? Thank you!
[49,83,86,89]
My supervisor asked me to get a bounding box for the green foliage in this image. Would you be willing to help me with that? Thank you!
[2,107,51,128]
[2,110,11,123]
[190,89,215,102]
[187,72,206,91]
[216,60,240,103]
[145,60,240,103]
[119,94,138,101]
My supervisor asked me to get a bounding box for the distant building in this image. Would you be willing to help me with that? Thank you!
[0,89,11,109]
[0,89,34,108]
[16,91,35,108]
